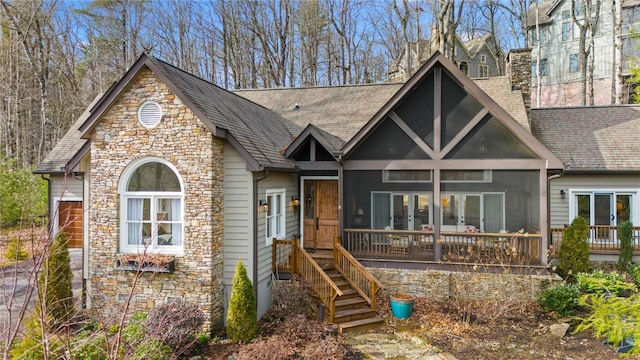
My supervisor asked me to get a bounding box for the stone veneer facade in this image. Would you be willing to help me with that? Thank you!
[88,68,224,330]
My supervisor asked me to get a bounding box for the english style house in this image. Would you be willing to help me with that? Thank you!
[36,48,640,331]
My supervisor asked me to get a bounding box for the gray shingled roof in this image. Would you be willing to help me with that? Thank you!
[149,57,297,169]
[526,0,555,27]
[35,95,102,173]
[41,54,532,174]
[474,76,530,131]
[236,76,531,138]
[234,83,402,142]
[531,106,640,171]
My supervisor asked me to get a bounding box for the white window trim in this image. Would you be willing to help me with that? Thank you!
[265,188,286,246]
[480,54,487,63]
[137,100,163,129]
[118,157,184,255]
[568,188,639,226]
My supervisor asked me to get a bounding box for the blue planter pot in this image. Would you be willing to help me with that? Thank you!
[390,294,415,319]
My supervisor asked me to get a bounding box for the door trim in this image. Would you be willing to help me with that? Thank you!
[300,176,338,247]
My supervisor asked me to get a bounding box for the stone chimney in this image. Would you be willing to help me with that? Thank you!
[506,48,532,122]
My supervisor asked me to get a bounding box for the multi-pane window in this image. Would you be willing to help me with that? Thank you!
[572,191,634,227]
[562,22,572,41]
[539,59,548,76]
[266,189,286,245]
[120,159,183,253]
[478,65,489,78]
[569,54,579,73]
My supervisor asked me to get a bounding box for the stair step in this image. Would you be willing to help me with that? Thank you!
[338,316,384,333]
[333,307,377,323]
[334,297,366,311]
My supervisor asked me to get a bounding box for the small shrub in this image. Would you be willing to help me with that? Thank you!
[576,293,640,353]
[629,264,640,286]
[130,338,172,360]
[537,282,580,317]
[38,233,73,328]
[226,260,257,343]
[145,300,205,352]
[10,314,63,359]
[122,312,148,345]
[71,328,108,360]
[619,221,634,272]
[558,216,590,280]
[577,270,637,296]
[4,238,28,261]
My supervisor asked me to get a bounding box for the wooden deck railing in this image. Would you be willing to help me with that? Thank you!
[550,225,640,254]
[272,238,297,278]
[333,237,384,309]
[297,246,343,322]
[440,231,542,265]
[343,229,435,261]
[344,228,542,265]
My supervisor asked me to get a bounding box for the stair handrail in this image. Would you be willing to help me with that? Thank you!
[296,243,343,322]
[333,236,384,309]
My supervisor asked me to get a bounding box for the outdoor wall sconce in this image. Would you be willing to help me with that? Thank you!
[560,189,566,199]
[259,200,269,212]
[291,196,300,214]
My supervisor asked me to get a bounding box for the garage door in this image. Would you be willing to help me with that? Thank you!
[58,201,83,248]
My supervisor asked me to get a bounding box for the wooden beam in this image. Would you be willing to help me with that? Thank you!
[389,112,435,159]
[439,108,489,159]
[343,159,547,170]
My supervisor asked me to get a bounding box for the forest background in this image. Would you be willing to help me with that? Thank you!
[0,0,571,169]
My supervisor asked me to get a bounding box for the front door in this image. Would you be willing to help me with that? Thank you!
[303,180,339,249]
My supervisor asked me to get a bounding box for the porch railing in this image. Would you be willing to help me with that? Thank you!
[344,228,542,265]
[440,231,542,265]
[333,237,384,310]
[550,225,640,254]
[297,246,343,322]
[272,238,297,278]
[343,229,435,261]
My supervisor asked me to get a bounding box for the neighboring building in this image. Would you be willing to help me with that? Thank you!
[37,51,566,332]
[527,0,640,107]
[388,34,504,82]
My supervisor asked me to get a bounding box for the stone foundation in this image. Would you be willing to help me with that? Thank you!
[368,267,562,301]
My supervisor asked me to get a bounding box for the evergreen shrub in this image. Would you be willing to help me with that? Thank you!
[618,220,634,272]
[226,260,257,343]
[558,216,590,280]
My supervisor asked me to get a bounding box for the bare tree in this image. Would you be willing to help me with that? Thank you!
[613,0,624,104]
[571,0,601,106]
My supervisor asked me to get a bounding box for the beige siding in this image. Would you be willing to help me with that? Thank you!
[51,174,83,200]
[550,173,640,227]
[223,143,252,284]
[256,172,298,316]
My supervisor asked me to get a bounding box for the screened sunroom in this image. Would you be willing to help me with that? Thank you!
[338,54,562,266]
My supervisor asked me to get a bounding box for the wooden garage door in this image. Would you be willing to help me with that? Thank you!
[58,201,83,248]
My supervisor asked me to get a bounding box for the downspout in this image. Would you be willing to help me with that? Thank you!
[253,170,269,301]
[40,174,52,237]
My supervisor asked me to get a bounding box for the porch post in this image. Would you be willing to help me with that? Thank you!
[433,169,442,261]
[540,170,549,265]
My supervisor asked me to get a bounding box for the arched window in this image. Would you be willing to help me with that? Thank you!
[119,158,183,253]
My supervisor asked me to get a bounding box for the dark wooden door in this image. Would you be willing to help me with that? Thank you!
[58,201,83,248]
[303,180,339,249]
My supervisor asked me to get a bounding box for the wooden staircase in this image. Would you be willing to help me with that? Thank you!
[273,240,385,333]
[323,263,384,333]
